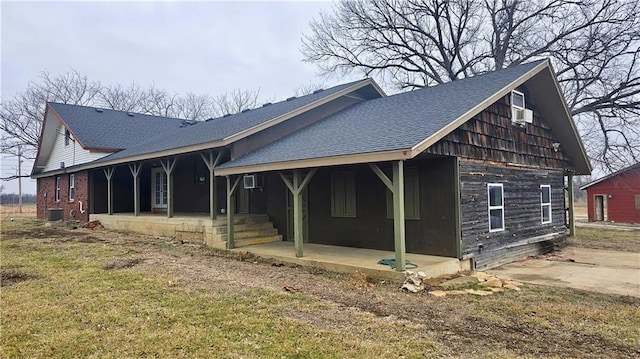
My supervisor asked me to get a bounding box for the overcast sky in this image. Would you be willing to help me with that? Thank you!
[1,0,362,195]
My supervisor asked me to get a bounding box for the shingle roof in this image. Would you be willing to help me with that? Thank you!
[49,103,186,150]
[217,60,546,170]
[92,79,368,163]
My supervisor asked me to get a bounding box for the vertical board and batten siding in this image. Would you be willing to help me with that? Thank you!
[458,161,566,268]
[42,122,107,172]
[425,90,572,268]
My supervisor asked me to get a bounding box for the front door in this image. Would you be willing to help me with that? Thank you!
[286,188,309,242]
[595,195,605,221]
[152,168,167,209]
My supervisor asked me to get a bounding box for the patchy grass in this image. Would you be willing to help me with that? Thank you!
[568,227,640,252]
[2,217,639,358]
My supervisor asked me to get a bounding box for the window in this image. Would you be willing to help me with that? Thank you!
[635,195,640,210]
[68,174,75,201]
[386,167,420,220]
[488,183,504,232]
[511,90,525,110]
[64,129,70,146]
[55,176,61,202]
[331,172,356,217]
[540,185,551,223]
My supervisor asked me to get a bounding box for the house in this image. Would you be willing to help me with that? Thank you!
[32,59,591,270]
[580,163,640,223]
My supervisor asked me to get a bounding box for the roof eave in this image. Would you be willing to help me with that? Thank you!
[214,149,411,176]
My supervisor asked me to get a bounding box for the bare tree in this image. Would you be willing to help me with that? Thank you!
[212,89,261,117]
[1,70,265,158]
[294,82,326,97]
[302,0,640,172]
[1,70,101,158]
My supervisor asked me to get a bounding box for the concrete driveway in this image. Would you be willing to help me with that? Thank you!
[488,247,640,297]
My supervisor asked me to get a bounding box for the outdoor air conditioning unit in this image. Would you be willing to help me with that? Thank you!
[243,174,264,189]
[512,108,534,125]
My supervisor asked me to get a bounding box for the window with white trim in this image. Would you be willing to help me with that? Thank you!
[331,172,356,218]
[55,176,61,202]
[512,90,525,110]
[488,183,504,232]
[68,174,75,202]
[540,185,551,223]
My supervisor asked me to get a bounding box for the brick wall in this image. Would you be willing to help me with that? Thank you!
[37,170,90,223]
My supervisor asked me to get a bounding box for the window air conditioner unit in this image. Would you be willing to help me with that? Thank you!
[243,174,264,189]
[512,108,534,125]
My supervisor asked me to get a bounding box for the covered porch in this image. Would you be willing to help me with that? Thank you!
[233,241,470,280]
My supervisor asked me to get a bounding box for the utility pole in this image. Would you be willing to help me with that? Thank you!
[17,145,22,214]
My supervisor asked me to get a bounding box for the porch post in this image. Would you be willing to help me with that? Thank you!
[128,163,142,216]
[279,168,317,257]
[103,167,115,215]
[201,151,224,220]
[392,161,407,271]
[567,174,575,237]
[226,175,241,249]
[160,158,177,218]
[369,162,406,271]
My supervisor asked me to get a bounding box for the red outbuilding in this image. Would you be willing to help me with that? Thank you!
[580,163,640,223]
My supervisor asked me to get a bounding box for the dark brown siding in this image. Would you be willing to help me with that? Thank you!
[274,158,459,257]
[426,92,573,170]
[459,160,566,268]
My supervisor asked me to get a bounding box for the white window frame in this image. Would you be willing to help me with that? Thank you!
[540,185,552,224]
[55,176,61,202]
[511,90,525,110]
[68,174,75,202]
[487,183,505,232]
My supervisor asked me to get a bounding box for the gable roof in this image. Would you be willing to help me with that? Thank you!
[216,59,591,175]
[580,162,640,190]
[32,78,384,177]
[48,103,187,150]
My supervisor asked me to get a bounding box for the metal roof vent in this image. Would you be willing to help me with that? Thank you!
[286,96,296,101]
[223,113,231,117]
[312,89,324,94]
[127,112,134,117]
[95,108,104,113]
[241,108,251,113]
[262,102,272,107]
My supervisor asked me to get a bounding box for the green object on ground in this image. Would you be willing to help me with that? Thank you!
[378,258,418,269]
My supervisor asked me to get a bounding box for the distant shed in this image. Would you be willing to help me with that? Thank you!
[580,163,640,223]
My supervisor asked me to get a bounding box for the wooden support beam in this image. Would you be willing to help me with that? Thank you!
[128,163,142,216]
[453,157,462,259]
[567,174,575,237]
[279,168,317,257]
[201,151,224,220]
[370,162,406,271]
[103,167,115,215]
[160,158,178,218]
[226,175,241,249]
[392,161,406,271]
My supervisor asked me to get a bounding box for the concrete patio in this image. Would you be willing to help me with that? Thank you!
[231,241,471,281]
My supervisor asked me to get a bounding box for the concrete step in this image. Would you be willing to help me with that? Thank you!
[212,214,270,226]
[234,235,283,248]
[214,222,274,234]
[215,228,279,241]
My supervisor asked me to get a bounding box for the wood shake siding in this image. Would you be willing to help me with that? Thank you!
[426,93,573,170]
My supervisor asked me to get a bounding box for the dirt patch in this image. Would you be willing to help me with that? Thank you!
[102,257,145,270]
[1,267,39,287]
[79,236,103,243]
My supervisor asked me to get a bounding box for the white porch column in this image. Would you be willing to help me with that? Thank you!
[160,158,177,218]
[279,168,317,258]
[226,175,241,249]
[128,163,142,216]
[201,151,224,220]
[369,161,406,271]
[103,167,115,215]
